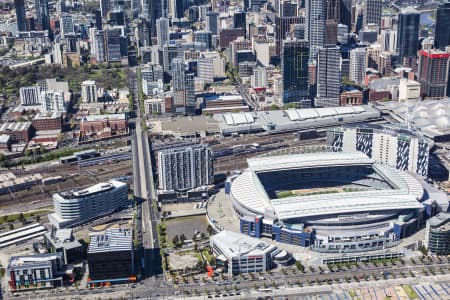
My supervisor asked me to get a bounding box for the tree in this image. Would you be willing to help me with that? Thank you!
[269,104,280,110]
[206,225,214,236]
[180,233,186,243]
[8,223,13,230]
[35,215,40,223]
[18,213,25,222]
[295,261,305,272]
[172,235,179,246]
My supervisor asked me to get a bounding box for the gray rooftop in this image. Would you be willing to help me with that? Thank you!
[88,227,133,254]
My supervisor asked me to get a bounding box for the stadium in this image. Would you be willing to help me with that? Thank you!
[230,149,446,253]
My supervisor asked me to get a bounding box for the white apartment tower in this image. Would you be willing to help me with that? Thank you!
[81,80,98,103]
[156,17,170,47]
[158,145,213,191]
[20,86,41,106]
[349,48,366,85]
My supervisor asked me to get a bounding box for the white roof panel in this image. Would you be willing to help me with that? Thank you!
[297,108,319,119]
[285,110,300,121]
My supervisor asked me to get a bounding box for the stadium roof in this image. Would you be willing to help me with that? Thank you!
[231,152,425,221]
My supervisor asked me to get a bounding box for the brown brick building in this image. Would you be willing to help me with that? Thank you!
[31,112,63,131]
[0,122,32,143]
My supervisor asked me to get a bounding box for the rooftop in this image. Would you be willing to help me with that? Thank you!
[0,122,31,132]
[58,180,126,199]
[214,105,381,134]
[8,253,62,269]
[88,227,133,254]
[427,212,450,228]
[211,230,277,259]
[81,114,126,122]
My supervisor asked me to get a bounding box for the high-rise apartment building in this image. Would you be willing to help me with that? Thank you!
[435,2,450,50]
[91,29,106,63]
[349,48,366,85]
[305,0,326,61]
[156,17,169,47]
[48,180,129,228]
[327,124,430,177]
[363,0,382,27]
[171,58,195,114]
[417,49,450,99]
[315,45,341,107]
[20,86,41,106]
[40,91,66,113]
[281,39,310,103]
[397,8,420,62]
[81,80,97,103]
[100,0,111,17]
[14,0,27,32]
[105,26,127,62]
[157,145,213,191]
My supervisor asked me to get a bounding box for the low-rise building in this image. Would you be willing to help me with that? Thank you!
[398,79,421,101]
[425,212,450,255]
[211,230,291,276]
[340,89,364,106]
[44,229,84,264]
[0,172,43,195]
[0,122,32,143]
[0,134,11,151]
[87,227,135,283]
[31,112,63,131]
[8,253,64,292]
[80,114,127,138]
[48,180,129,229]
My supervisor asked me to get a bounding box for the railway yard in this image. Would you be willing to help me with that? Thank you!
[0,129,330,220]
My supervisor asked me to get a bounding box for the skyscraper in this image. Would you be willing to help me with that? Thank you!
[326,0,340,21]
[315,45,341,107]
[397,8,420,62]
[35,0,50,31]
[434,2,450,50]
[339,0,352,32]
[349,48,366,85]
[206,12,219,35]
[100,0,111,17]
[363,0,382,27]
[417,49,450,99]
[234,8,246,31]
[156,17,170,47]
[14,0,27,32]
[275,16,302,56]
[305,0,326,61]
[281,39,310,103]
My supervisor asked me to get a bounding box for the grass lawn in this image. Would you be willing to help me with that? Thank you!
[0,209,51,225]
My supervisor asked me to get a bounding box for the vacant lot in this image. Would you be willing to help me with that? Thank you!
[165,216,209,242]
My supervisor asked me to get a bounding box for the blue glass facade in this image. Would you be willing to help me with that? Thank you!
[240,216,314,247]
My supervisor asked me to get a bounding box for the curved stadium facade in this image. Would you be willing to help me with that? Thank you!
[230,150,445,253]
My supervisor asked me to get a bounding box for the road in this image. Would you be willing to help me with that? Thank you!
[6,262,450,299]
[129,67,161,278]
